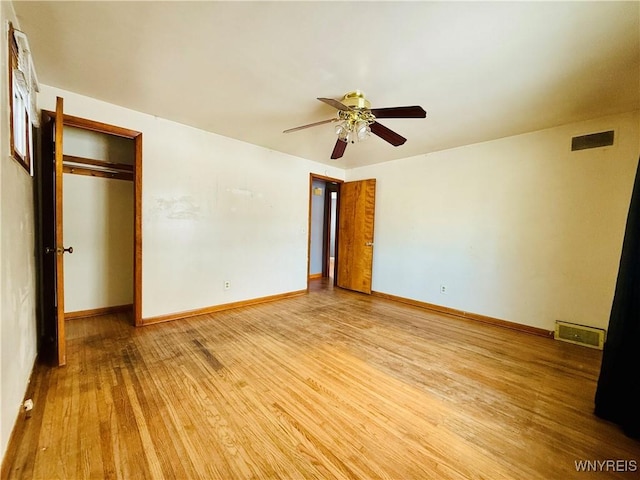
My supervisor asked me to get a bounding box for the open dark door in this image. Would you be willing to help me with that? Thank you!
[336,179,376,294]
[38,97,67,366]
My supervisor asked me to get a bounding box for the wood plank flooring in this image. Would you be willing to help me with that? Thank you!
[3,280,639,479]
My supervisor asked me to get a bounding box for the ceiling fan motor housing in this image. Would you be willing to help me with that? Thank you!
[341,90,371,110]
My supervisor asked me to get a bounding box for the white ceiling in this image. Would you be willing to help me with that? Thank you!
[13,1,640,169]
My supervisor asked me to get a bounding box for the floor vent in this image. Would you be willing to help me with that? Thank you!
[555,321,606,349]
[571,130,614,151]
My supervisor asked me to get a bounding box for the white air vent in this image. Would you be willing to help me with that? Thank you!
[555,321,606,349]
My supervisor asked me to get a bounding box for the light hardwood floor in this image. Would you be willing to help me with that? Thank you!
[3,280,639,479]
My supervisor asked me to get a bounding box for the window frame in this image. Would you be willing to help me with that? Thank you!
[8,22,32,174]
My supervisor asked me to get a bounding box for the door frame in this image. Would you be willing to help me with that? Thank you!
[307,173,343,290]
[47,111,143,326]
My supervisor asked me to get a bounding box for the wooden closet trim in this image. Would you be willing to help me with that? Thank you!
[47,110,144,326]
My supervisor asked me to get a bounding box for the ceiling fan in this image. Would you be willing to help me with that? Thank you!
[284,90,426,159]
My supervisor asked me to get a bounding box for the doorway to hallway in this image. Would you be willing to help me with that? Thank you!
[308,175,341,282]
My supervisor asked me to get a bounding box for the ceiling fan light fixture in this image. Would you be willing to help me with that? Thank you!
[355,120,371,141]
[335,107,374,143]
[335,122,350,142]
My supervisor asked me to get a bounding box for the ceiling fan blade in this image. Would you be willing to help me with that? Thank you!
[318,97,352,111]
[370,122,407,147]
[331,139,347,159]
[370,106,426,119]
[283,118,336,133]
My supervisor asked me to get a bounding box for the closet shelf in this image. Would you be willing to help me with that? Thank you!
[62,154,133,181]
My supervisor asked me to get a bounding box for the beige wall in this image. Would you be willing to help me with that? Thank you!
[0,2,38,461]
[63,174,134,313]
[348,111,640,331]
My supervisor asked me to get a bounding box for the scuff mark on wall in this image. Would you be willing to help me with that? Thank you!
[229,187,253,198]
[150,196,201,220]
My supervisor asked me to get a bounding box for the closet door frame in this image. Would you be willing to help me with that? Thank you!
[57,111,143,326]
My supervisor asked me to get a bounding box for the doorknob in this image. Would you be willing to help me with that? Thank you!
[45,246,74,255]
[365,242,374,247]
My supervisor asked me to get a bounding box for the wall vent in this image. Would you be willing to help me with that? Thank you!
[555,321,606,349]
[571,130,614,151]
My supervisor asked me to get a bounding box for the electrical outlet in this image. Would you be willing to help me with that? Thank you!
[440,285,447,294]
[224,281,231,290]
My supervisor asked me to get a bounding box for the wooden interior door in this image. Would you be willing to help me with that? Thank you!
[336,179,376,294]
[53,97,66,366]
[39,97,67,366]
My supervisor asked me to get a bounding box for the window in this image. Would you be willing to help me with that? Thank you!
[8,22,38,174]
